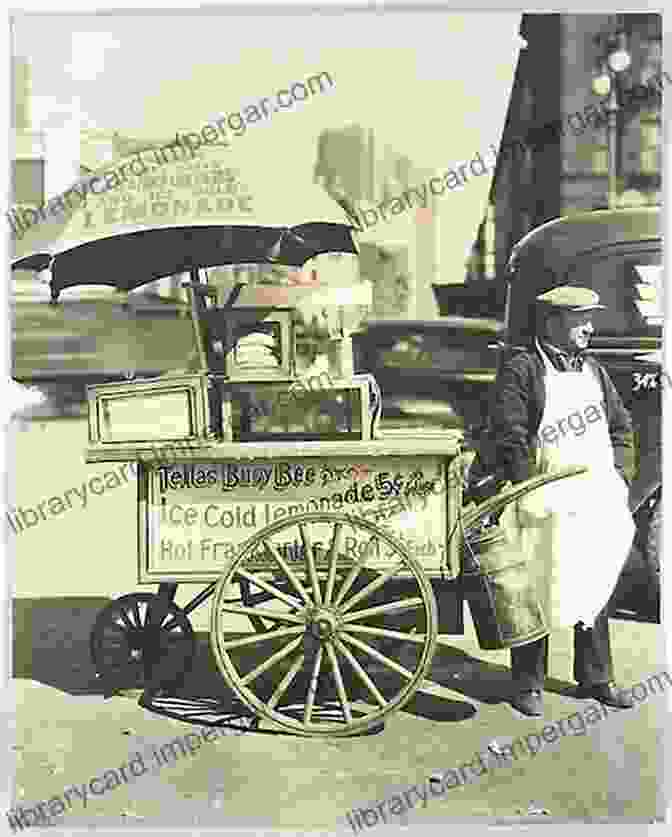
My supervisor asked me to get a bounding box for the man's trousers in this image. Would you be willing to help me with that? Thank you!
[510,606,614,691]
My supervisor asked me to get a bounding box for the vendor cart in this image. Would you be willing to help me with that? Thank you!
[24,222,584,737]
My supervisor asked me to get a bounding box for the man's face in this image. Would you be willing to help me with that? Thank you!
[547,309,595,352]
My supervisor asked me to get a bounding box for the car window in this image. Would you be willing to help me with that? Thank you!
[369,332,499,372]
[565,249,662,337]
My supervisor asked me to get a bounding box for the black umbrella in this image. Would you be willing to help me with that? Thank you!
[10,145,358,301]
[12,222,358,302]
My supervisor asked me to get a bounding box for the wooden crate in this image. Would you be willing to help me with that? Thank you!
[87,373,230,447]
[216,376,373,441]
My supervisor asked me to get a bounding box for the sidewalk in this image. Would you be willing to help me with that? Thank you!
[7,596,667,829]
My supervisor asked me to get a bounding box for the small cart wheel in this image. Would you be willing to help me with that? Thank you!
[90,593,196,691]
[210,512,438,737]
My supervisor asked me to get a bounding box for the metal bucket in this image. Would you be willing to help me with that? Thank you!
[461,506,548,650]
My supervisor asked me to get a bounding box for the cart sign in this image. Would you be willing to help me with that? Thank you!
[139,457,448,582]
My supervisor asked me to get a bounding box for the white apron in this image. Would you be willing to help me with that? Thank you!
[516,342,635,628]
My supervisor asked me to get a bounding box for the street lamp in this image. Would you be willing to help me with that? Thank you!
[592,28,632,208]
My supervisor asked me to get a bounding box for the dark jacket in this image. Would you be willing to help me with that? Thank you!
[490,343,634,485]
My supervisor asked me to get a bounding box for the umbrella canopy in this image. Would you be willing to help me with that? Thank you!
[10,144,358,299]
[19,223,356,301]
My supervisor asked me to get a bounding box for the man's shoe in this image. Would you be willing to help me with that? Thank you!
[510,689,544,716]
[575,681,634,709]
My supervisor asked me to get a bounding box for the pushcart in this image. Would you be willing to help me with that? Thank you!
[30,223,583,737]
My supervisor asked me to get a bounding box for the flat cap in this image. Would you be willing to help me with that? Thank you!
[536,285,606,312]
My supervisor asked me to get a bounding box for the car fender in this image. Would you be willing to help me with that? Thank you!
[629,467,661,516]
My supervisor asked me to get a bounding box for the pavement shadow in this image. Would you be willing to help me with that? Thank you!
[400,688,477,724]
[142,633,392,736]
[426,645,515,705]
[426,643,575,706]
[139,636,266,734]
[11,598,475,734]
[14,592,647,730]
[12,597,112,695]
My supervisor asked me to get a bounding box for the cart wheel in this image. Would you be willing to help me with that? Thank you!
[90,593,196,691]
[210,512,438,737]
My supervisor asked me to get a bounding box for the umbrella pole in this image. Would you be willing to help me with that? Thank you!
[186,266,211,371]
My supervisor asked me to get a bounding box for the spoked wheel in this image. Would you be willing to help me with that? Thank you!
[210,512,438,737]
[90,593,196,691]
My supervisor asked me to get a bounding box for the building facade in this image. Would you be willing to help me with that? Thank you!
[314,124,440,321]
[11,57,45,212]
[469,12,663,285]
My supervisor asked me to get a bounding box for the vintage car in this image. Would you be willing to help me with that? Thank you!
[352,315,503,440]
[354,205,662,620]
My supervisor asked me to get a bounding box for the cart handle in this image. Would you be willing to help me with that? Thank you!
[459,464,589,534]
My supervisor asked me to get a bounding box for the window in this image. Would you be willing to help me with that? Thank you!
[565,246,662,337]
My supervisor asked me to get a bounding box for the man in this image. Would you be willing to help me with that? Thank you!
[490,285,636,717]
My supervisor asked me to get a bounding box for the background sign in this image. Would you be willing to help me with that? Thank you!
[140,456,447,581]
[80,156,254,232]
